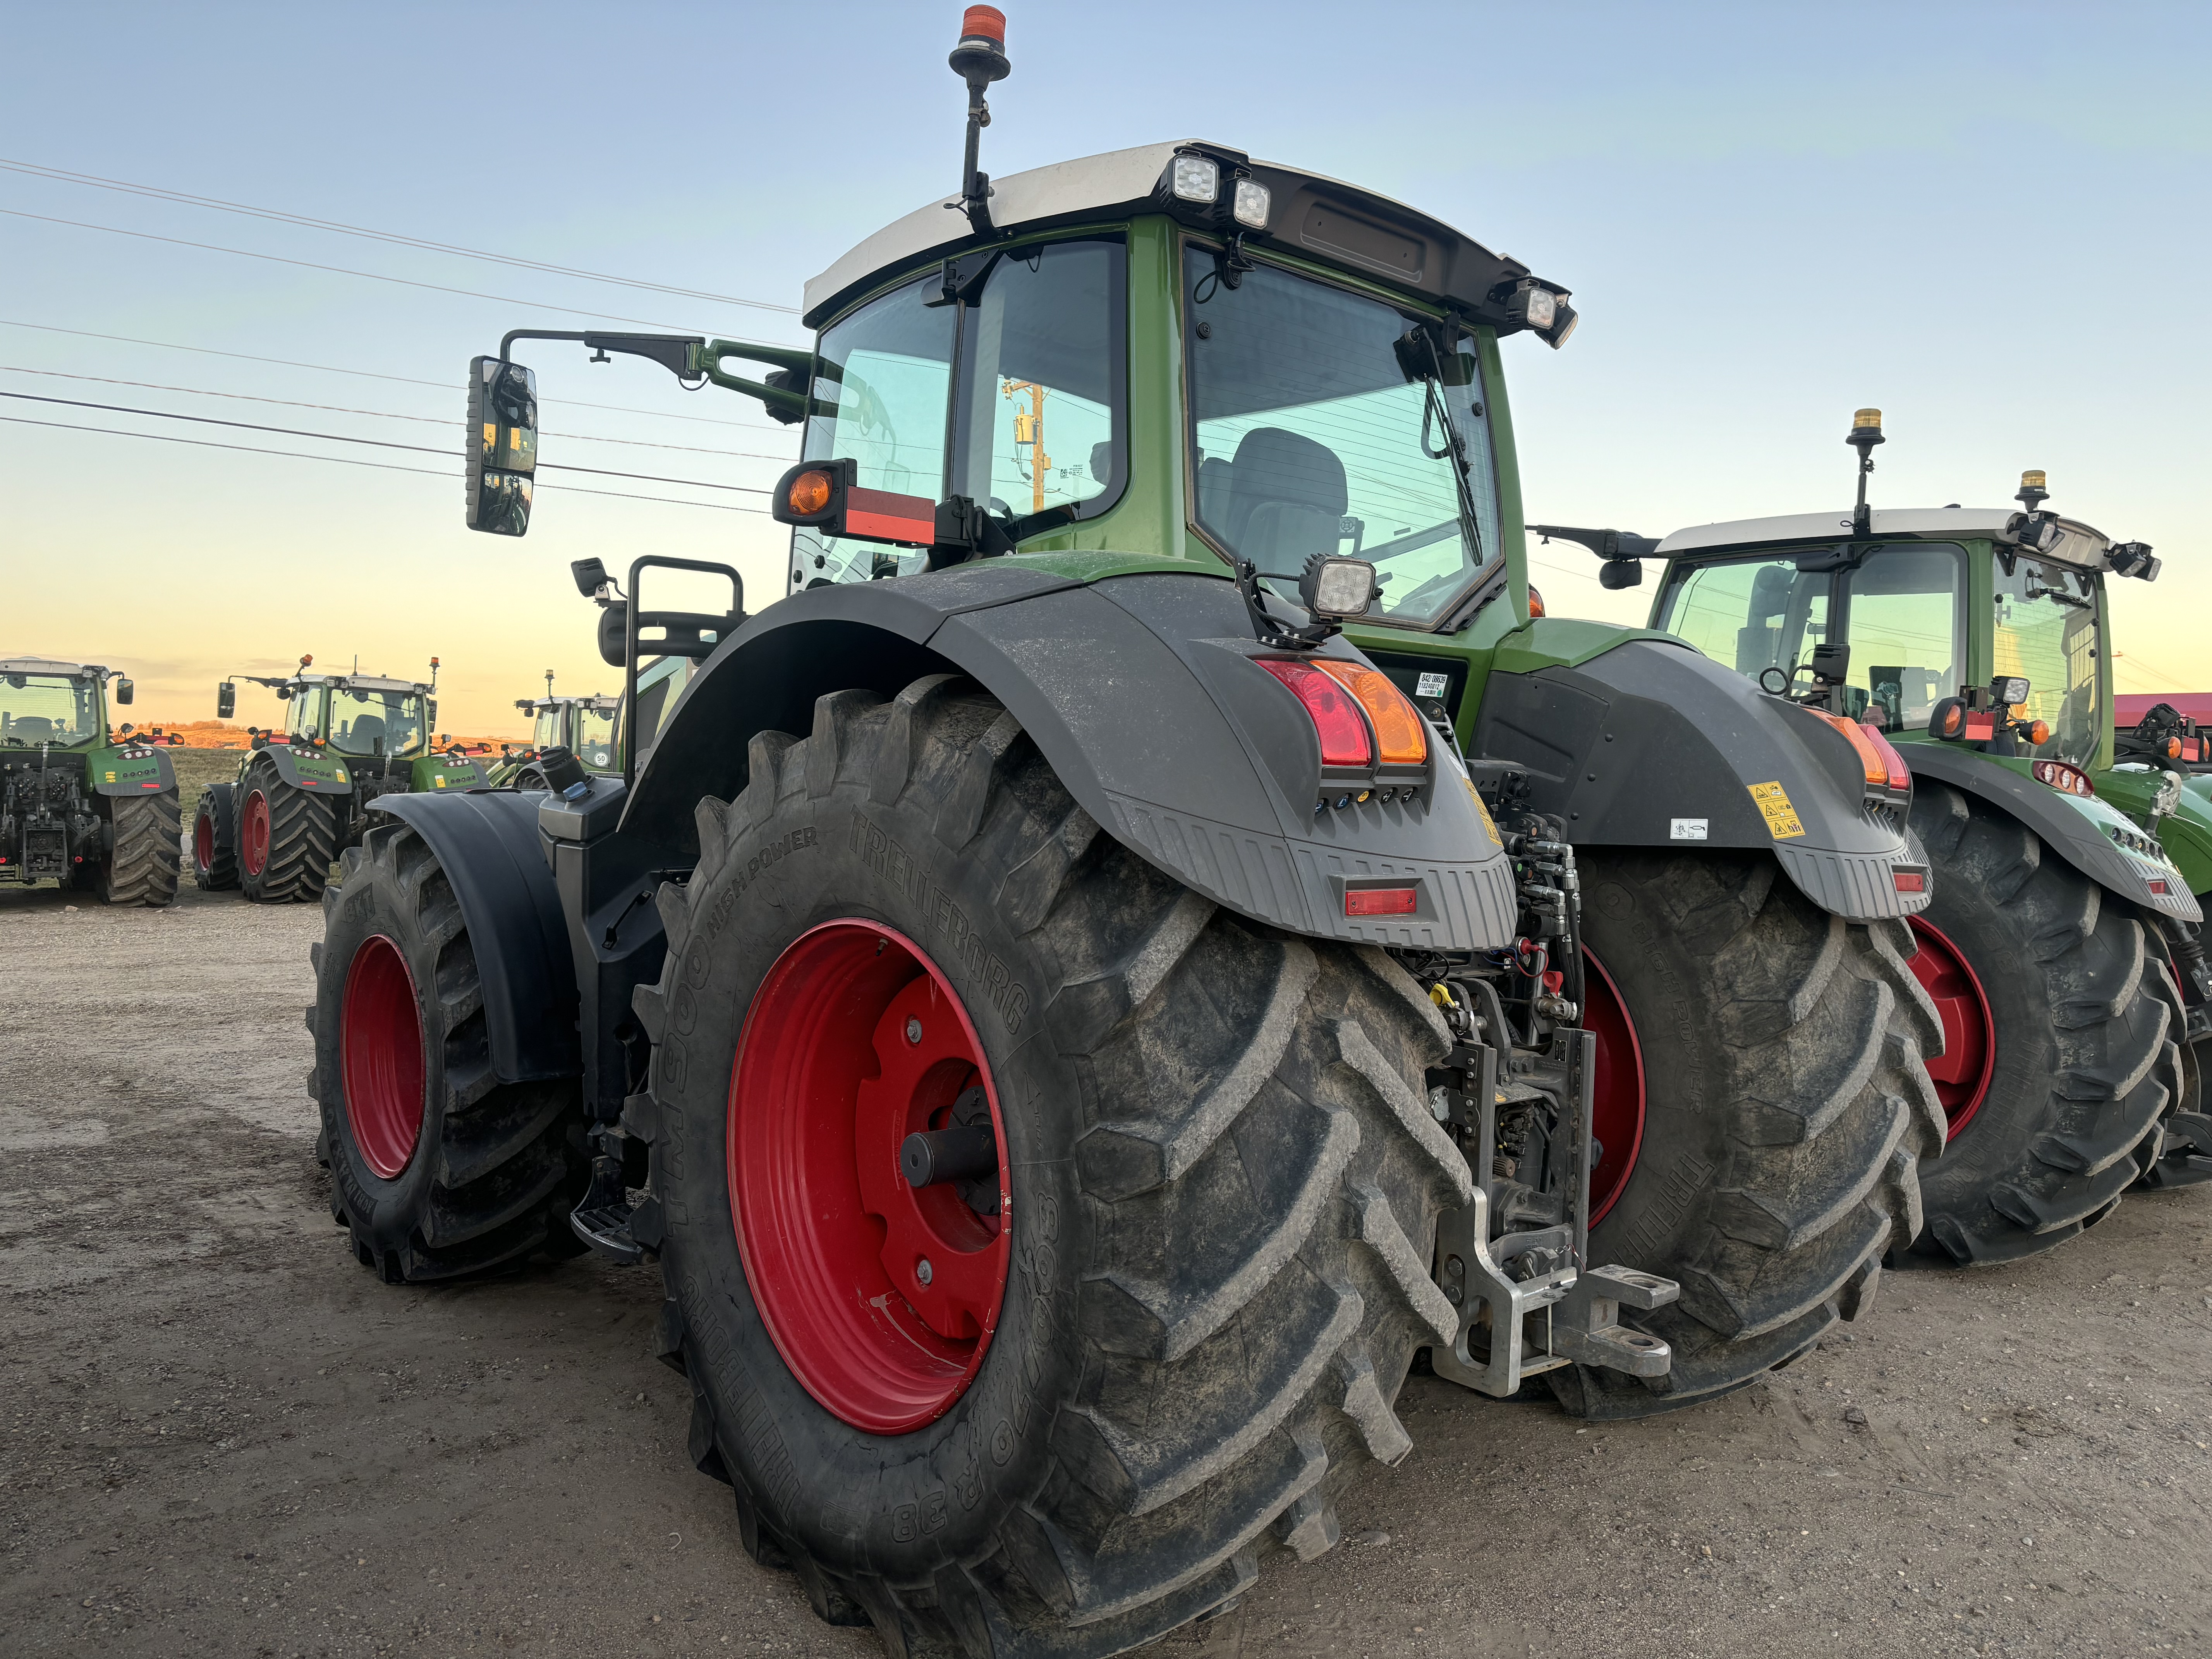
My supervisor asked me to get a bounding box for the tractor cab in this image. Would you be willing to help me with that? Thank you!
[508,689,622,777]
[220,656,449,770]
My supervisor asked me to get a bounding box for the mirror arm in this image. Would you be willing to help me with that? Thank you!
[695,340,813,424]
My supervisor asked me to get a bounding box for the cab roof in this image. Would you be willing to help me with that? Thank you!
[0,656,101,677]
[292,673,429,694]
[804,140,1537,330]
[1655,507,2113,568]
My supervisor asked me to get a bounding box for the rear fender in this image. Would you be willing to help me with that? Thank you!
[1907,744,2202,923]
[1471,637,1929,922]
[364,791,581,1082]
[622,565,1520,951]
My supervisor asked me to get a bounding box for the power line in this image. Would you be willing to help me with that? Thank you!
[0,390,770,494]
[0,319,800,431]
[1,207,799,341]
[0,157,800,316]
[1,415,766,514]
[0,364,800,462]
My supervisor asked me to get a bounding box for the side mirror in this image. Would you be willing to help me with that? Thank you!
[466,356,538,536]
[1597,560,1642,591]
[115,677,135,705]
[598,601,630,668]
[217,683,237,720]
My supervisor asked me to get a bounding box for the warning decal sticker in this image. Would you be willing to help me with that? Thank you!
[1463,775,1501,845]
[1747,781,1806,840]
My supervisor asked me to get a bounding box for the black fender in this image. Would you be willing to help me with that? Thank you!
[1471,637,1930,923]
[244,742,356,796]
[1902,742,2203,924]
[364,790,581,1082]
[622,564,1520,951]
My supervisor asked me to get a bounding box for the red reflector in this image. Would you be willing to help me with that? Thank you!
[844,484,938,547]
[1892,868,1928,893]
[2150,879,2170,894]
[1964,713,1996,740]
[2187,739,2203,762]
[1258,659,1373,767]
[1345,886,1418,917]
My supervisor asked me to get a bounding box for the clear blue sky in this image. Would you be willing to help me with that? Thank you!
[5,1,2207,730]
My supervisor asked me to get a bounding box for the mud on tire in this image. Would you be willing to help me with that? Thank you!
[99,788,180,907]
[1549,847,1944,1420]
[193,781,240,891]
[309,821,589,1282]
[633,676,1469,1657]
[1908,783,2195,1262]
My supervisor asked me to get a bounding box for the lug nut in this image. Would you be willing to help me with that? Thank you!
[905,1017,923,1045]
[916,1258,934,1286]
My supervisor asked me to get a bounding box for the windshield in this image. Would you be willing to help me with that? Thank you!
[793,236,1127,589]
[0,673,100,747]
[1183,247,1501,629]
[532,706,563,750]
[1656,543,1968,731]
[329,687,426,757]
[576,705,617,771]
[1994,552,2100,764]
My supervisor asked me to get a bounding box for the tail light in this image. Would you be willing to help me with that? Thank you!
[1313,660,1429,766]
[1804,706,1889,792]
[1527,586,1547,618]
[1257,660,1372,766]
[1857,721,1912,794]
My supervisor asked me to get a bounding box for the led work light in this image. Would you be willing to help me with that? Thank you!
[1171,155,1220,203]
[1299,555,1380,619]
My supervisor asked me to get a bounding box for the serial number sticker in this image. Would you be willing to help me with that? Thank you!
[1416,670,1450,700]
[1670,817,1708,840]
[1747,781,1806,840]
[1464,775,1501,845]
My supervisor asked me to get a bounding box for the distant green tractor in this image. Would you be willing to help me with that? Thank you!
[1550,429,2211,1264]
[194,655,488,903]
[0,656,179,906]
[493,674,619,788]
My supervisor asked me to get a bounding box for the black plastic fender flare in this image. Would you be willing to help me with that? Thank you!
[364,790,582,1082]
[622,565,1520,952]
[1902,742,2202,924]
[1470,637,1930,922]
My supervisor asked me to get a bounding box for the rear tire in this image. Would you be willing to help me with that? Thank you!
[238,754,336,904]
[1548,847,1944,1420]
[1906,783,2191,1261]
[310,824,589,1281]
[635,677,1467,1656]
[98,788,180,907]
[193,781,240,890]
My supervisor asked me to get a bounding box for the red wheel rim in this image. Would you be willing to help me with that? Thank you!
[341,935,426,1180]
[1906,916,1996,1139]
[1582,947,1647,1226]
[193,811,215,874]
[729,919,1010,1435]
[242,788,270,877]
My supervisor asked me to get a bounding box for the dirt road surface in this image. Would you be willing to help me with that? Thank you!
[6,879,2210,1657]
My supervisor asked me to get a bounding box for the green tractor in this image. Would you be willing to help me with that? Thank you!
[1537,423,2210,1266]
[0,656,180,906]
[493,672,620,788]
[305,11,1937,1652]
[194,654,488,903]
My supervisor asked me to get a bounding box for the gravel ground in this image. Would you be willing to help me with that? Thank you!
[5,876,2211,1657]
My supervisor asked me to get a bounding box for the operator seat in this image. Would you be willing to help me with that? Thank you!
[1220,427,1347,570]
[347,714,387,752]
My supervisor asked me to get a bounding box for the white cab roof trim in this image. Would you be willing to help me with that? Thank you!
[0,656,94,676]
[1656,508,2017,554]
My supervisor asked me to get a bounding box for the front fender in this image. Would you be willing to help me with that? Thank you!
[624,564,1520,952]
[1471,637,1930,922]
[364,790,581,1081]
[91,741,176,797]
[1907,744,2202,923]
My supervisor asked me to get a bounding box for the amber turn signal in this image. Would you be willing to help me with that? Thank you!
[787,469,834,516]
[2026,719,2051,746]
[1313,660,1429,767]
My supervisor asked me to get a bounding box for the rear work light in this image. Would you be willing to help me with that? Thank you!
[1345,886,1418,917]
[2032,758,2095,797]
[1258,659,1372,767]
[1313,659,1429,766]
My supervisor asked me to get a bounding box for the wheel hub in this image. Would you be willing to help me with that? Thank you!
[1906,916,1995,1139]
[1581,947,1647,1226]
[242,788,270,877]
[728,919,1010,1435]
[193,811,215,874]
[340,934,426,1179]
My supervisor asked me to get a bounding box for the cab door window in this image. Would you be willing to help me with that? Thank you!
[1993,553,2100,763]
[1843,544,1966,731]
[533,706,563,750]
[285,686,323,741]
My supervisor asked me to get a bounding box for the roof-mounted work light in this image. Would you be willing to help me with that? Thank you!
[1171,153,1221,204]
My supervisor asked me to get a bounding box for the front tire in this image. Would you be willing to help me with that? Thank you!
[310,823,589,1281]
[98,788,180,907]
[635,677,1468,1656]
[1905,783,2192,1262]
[1549,848,1944,1420]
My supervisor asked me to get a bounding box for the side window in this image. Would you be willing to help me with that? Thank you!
[286,687,321,740]
[534,707,562,750]
[1993,553,2100,764]
[952,239,1124,531]
[1657,558,1816,675]
[1843,544,1966,731]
